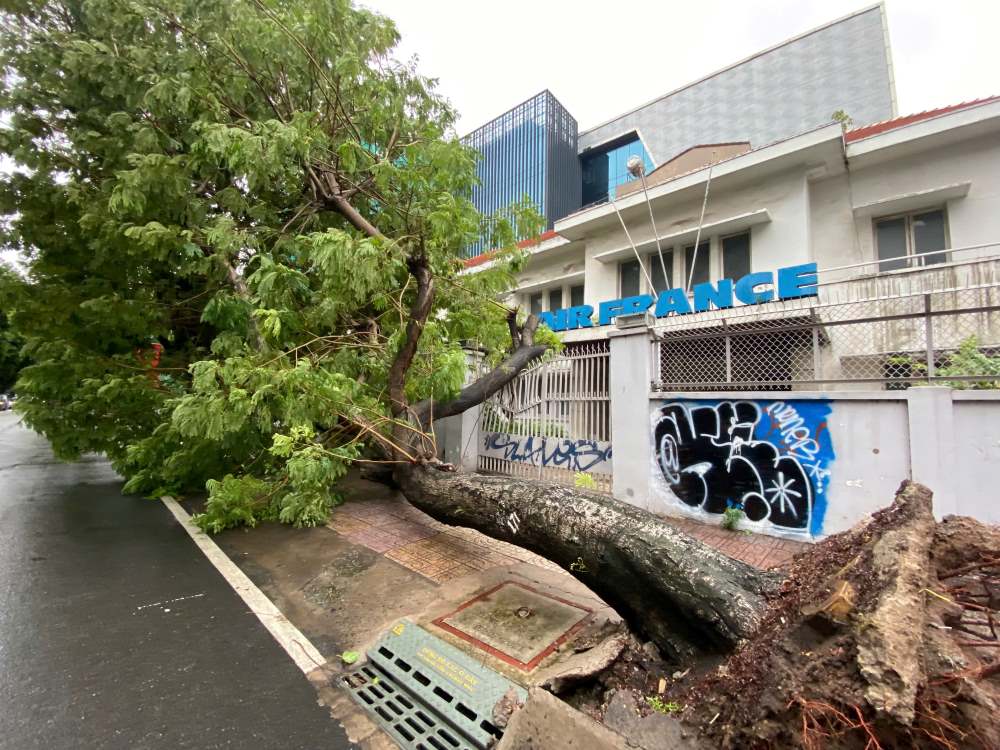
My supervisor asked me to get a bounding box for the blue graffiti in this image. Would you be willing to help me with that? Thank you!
[484,432,612,473]
[653,399,834,535]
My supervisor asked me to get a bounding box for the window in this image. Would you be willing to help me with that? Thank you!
[722,233,751,279]
[649,250,673,293]
[875,209,948,272]
[570,284,585,307]
[580,135,654,205]
[619,259,641,297]
[529,292,544,315]
[684,242,710,288]
[549,288,563,311]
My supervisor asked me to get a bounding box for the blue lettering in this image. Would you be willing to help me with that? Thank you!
[538,309,568,332]
[567,305,594,329]
[654,288,693,317]
[734,271,775,304]
[598,295,653,325]
[598,300,625,326]
[777,262,819,300]
[693,279,734,312]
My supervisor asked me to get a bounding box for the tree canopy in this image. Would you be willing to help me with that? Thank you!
[0,0,553,530]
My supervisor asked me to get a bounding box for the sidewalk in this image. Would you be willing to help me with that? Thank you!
[328,480,809,579]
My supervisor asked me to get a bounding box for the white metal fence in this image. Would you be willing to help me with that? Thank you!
[653,255,1000,391]
[478,341,612,491]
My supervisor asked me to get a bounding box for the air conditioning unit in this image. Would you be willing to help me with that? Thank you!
[615,311,654,330]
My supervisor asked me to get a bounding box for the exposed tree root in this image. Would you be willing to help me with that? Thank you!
[660,481,1000,749]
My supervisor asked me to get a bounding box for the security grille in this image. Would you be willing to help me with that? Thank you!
[653,282,1000,391]
[342,620,524,750]
[478,341,611,491]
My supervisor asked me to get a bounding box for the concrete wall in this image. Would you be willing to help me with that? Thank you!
[952,392,1000,524]
[641,385,1000,540]
[579,5,894,162]
[569,165,814,311]
[446,334,1000,542]
[805,130,1000,272]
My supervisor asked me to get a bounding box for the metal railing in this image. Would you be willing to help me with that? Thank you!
[653,259,1000,392]
[478,341,612,491]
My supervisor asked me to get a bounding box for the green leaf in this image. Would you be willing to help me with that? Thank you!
[340,651,360,665]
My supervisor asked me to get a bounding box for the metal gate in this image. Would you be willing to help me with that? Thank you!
[478,341,612,492]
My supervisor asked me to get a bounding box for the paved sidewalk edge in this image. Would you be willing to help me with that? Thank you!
[160,495,327,675]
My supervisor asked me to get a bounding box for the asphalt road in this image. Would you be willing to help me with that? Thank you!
[0,414,353,749]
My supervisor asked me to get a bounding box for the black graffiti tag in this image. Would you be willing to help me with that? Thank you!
[484,433,612,473]
[652,401,812,530]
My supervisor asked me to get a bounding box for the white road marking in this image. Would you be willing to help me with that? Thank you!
[134,593,206,612]
[161,496,326,674]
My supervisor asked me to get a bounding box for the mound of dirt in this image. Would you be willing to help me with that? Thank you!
[670,481,1000,749]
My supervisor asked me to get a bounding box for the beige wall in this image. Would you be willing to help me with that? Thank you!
[615,142,751,200]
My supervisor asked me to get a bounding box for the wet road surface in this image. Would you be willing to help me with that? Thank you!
[0,415,353,749]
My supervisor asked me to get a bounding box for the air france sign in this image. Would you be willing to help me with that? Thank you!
[538,262,818,331]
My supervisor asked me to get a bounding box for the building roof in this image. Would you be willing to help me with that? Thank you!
[845,96,1000,142]
[462,230,562,269]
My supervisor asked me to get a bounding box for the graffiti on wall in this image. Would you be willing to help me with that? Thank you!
[482,432,613,474]
[650,399,834,535]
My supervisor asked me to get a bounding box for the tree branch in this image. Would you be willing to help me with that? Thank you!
[412,313,548,429]
[387,254,434,418]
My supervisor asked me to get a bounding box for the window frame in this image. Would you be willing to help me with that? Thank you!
[618,258,642,298]
[873,207,950,273]
[720,231,752,280]
[682,240,712,289]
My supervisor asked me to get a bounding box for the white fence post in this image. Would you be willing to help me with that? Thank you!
[906,386,957,519]
[608,327,654,510]
[436,347,483,470]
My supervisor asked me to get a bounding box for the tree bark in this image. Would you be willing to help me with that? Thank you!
[396,464,781,661]
[412,311,546,430]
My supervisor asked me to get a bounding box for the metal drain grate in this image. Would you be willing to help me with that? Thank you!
[342,619,526,750]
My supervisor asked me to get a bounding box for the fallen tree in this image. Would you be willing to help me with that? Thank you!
[398,467,780,660]
[554,481,1000,749]
[0,0,795,663]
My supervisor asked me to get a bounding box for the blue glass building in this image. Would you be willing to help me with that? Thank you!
[463,91,580,257]
[462,5,896,258]
[580,134,654,206]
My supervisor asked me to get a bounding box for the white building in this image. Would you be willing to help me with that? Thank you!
[468,96,1000,392]
[454,97,1000,540]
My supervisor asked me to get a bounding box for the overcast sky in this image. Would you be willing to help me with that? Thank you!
[3,0,997,272]
[364,0,999,136]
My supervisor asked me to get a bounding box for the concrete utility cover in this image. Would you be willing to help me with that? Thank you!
[435,582,591,670]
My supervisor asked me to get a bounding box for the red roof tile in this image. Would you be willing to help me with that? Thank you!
[462,229,562,268]
[845,96,1000,142]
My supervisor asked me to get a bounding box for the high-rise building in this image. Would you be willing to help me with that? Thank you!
[463,3,897,258]
[462,91,580,258]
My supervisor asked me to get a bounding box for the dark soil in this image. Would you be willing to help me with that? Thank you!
[565,482,1000,749]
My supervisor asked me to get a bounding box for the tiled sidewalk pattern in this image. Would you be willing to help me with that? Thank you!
[330,493,810,583]
[659,515,809,569]
[328,496,562,583]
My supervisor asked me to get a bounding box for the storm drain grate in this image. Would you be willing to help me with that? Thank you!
[341,619,526,750]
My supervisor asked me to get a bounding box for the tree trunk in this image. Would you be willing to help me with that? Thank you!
[397,465,781,661]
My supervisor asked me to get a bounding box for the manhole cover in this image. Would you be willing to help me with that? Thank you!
[433,581,591,670]
[342,619,526,750]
